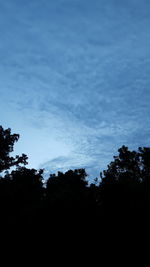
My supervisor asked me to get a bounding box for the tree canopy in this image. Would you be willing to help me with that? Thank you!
[0,125,150,229]
[0,126,28,173]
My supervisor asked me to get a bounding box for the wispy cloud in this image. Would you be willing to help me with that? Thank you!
[0,0,150,177]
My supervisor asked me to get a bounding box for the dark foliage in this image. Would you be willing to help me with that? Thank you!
[99,146,150,216]
[0,126,150,231]
[0,126,28,173]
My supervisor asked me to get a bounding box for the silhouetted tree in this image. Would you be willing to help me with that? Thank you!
[101,146,150,184]
[0,126,28,173]
[45,168,96,228]
[99,146,150,217]
[46,169,88,208]
[0,126,43,225]
[1,125,150,229]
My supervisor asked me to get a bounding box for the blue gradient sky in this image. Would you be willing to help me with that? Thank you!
[0,0,150,178]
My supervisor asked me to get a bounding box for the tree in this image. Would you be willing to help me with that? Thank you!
[0,126,28,173]
[100,145,150,184]
[99,146,150,215]
[46,169,88,207]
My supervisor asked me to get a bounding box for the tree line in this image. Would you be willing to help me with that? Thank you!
[0,125,150,228]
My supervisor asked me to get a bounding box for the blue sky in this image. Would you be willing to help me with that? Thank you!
[0,0,150,178]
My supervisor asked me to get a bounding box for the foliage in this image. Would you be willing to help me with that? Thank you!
[0,125,150,228]
[0,126,28,173]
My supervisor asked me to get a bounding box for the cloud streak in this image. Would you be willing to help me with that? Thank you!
[0,0,150,178]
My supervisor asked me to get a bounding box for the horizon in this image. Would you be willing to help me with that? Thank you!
[0,0,150,178]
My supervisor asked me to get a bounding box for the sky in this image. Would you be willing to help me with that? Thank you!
[0,0,150,179]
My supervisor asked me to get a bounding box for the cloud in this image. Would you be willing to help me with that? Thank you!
[0,0,150,177]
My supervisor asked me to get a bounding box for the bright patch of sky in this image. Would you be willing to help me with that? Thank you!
[0,0,150,178]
